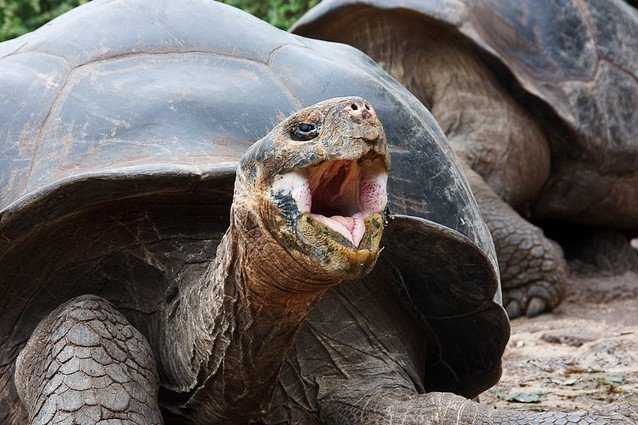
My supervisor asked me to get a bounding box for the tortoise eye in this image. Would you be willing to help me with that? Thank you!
[291,122,319,141]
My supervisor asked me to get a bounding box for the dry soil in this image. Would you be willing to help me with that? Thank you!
[483,262,638,413]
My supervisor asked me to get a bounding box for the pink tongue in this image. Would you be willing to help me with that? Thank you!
[332,215,355,232]
[311,213,366,248]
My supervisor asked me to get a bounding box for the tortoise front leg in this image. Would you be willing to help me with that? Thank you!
[15,295,162,424]
[465,168,567,318]
[320,391,638,424]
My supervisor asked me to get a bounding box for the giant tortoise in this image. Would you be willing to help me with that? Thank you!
[0,0,635,424]
[292,0,638,318]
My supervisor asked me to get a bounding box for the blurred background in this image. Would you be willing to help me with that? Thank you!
[0,0,319,41]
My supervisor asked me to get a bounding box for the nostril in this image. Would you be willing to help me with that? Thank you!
[351,103,358,111]
[364,103,370,110]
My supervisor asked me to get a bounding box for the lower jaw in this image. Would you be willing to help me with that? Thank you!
[310,212,367,248]
[297,212,385,278]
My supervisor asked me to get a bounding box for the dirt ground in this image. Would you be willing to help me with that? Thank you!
[483,248,638,413]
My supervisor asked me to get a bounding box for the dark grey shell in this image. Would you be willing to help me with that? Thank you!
[0,0,506,410]
[292,0,638,228]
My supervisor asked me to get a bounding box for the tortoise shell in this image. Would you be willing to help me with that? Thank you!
[0,0,506,414]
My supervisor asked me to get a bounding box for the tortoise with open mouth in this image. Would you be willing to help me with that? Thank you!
[292,0,638,318]
[0,0,510,423]
[1,0,637,423]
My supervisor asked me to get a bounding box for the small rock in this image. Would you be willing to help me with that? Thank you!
[541,332,595,347]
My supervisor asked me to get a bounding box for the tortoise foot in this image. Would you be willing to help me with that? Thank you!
[497,231,567,319]
[503,283,555,318]
[14,295,162,424]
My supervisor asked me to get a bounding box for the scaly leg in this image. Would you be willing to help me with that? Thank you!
[15,295,162,424]
[320,391,638,424]
[466,168,567,318]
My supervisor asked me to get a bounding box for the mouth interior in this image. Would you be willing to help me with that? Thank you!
[272,155,387,248]
[309,160,359,217]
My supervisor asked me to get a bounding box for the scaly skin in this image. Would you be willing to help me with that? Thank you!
[14,295,162,425]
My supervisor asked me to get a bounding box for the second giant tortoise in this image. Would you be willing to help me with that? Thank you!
[292,0,638,318]
[0,0,636,424]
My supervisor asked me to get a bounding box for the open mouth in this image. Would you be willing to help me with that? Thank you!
[271,154,388,248]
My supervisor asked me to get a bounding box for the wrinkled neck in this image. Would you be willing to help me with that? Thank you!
[232,213,339,314]
[167,210,338,422]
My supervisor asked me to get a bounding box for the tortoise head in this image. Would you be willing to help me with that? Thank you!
[234,97,389,281]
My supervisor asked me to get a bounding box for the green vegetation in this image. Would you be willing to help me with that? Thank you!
[0,0,88,41]
[0,0,319,42]
[222,0,319,30]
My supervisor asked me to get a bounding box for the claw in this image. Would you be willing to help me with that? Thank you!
[526,297,546,317]
[505,300,522,319]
